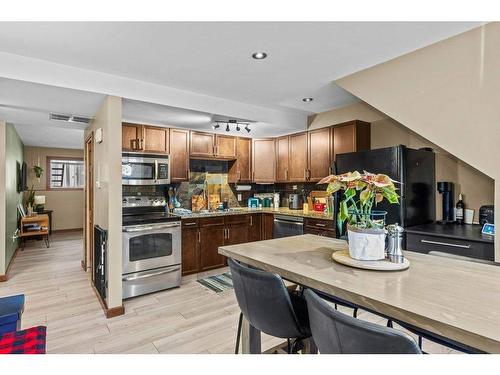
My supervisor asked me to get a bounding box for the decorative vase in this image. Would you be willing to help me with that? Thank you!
[347,224,386,261]
[27,204,34,217]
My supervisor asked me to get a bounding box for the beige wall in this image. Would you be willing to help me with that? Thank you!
[308,103,494,223]
[0,121,6,275]
[24,146,84,231]
[333,23,500,260]
[84,96,122,309]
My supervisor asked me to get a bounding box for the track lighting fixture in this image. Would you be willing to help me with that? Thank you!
[245,125,251,133]
[226,123,230,132]
[212,123,220,130]
[236,124,240,131]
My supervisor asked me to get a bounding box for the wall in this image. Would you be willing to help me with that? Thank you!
[0,123,24,276]
[308,102,495,223]
[0,121,6,275]
[24,147,84,231]
[84,96,123,310]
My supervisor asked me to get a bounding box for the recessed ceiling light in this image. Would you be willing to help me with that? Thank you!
[252,52,268,60]
[302,98,314,102]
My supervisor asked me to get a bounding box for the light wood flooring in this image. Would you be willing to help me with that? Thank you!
[0,232,458,354]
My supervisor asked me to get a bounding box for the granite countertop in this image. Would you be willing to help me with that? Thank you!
[405,222,494,244]
[178,207,334,221]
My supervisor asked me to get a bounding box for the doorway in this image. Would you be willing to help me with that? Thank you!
[84,133,94,276]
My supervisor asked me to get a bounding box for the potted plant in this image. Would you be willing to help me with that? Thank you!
[319,171,400,260]
[33,165,44,180]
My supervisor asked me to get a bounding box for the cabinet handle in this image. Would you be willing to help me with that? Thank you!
[198,230,201,243]
[131,139,137,150]
[315,223,326,227]
[304,169,307,180]
[184,222,197,226]
[140,139,144,150]
[227,228,230,239]
[250,216,253,226]
[420,239,471,249]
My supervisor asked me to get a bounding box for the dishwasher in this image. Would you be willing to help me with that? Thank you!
[273,215,304,238]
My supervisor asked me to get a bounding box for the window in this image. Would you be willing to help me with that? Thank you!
[47,157,85,190]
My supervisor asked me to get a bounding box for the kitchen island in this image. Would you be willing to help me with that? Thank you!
[219,234,500,354]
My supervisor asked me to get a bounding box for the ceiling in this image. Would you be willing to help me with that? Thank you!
[0,22,483,148]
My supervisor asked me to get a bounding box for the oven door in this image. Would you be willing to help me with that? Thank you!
[122,222,181,274]
[122,154,170,185]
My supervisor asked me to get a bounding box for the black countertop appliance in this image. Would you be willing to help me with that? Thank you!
[437,181,454,224]
[332,145,436,237]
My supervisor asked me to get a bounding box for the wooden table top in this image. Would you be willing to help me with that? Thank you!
[219,234,500,353]
[21,214,49,223]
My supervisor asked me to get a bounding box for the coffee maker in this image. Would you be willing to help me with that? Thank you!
[437,181,454,224]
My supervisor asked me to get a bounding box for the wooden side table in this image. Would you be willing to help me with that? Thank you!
[19,214,50,249]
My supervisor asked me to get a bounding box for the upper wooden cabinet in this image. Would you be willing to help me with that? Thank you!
[170,129,190,182]
[253,139,276,183]
[308,127,332,181]
[229,137,252,183]
[275,136,289,182]
[190,131,237,159]
[288,132,309,182]
[121,123,169,154]
[332,120,371,161]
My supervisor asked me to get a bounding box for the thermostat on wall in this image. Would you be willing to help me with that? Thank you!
[95,128,103,144]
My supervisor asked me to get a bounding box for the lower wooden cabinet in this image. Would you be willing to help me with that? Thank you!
[200,224,226,271]
[304,218,336,238]
[249,214,262,242]
[181,223,200,276]
[262,213,274,240]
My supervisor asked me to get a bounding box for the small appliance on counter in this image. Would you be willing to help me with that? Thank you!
[248,197,260,208]
[437,181,454,224]
[289,193,304,210]
[273,193,280,208]
[479,205,495,225]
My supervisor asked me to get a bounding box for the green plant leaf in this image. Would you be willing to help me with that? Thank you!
[359,189,371,206]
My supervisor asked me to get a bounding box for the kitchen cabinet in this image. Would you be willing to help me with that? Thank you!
[228,137,252,183]
[248,213,262,242]
[181,219,200,276]
[252,139,276,183]
[199,217,226,271]
[143,126,169,154]
[288,132,309,182]
[122,123,142,151]
[170,129,190,182]
[304,218,335,238]
[332,120,371,161]
[262,213,274,240]
[190,131,237,159]
[308,127,332,181]
[224,215,250,246]
[275,136,289,182]
[121,123,169,154]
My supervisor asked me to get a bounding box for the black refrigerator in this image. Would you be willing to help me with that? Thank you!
[333,145,435,236]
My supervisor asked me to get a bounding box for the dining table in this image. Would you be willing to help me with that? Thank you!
[218,234,500,354]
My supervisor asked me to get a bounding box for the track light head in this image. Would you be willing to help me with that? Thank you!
[226,124,230,132]
[245,125,251,133]
[212,123,220,130]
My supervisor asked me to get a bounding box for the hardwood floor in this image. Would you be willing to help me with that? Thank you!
[0,232,458,354]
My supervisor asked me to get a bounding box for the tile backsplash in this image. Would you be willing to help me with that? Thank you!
[123,159,326,210]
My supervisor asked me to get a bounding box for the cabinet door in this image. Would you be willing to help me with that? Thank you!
[262,213,274,240]
[308,127,332,181]
[200,225,226,271]
[190,131,215,158]
[248,213,262,242]
[333,123,356,160]
[252,139,276,182]
[170,129,190,182]
[122,123,141,151]
[215,135,237,159]
[236,137,252,181]
[288,132,308,181]
[225,224,249,246]
[275,136,289,182]
[143,126,169,154]
[181,226,200,275]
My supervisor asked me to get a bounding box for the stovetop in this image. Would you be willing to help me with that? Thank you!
[122,211,181,226]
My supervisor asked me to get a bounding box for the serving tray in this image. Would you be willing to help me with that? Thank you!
[332,249,410,271]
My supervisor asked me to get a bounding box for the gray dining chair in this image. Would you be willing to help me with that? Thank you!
[228,258,311,354]
[304,289,421,354]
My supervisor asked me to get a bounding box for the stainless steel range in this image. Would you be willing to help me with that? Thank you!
[122,196,181,299]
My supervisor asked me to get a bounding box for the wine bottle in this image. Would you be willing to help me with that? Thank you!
[456,193,464,225]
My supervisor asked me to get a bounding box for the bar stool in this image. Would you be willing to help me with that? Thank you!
[305,289,421,354]
[228,258,312,354]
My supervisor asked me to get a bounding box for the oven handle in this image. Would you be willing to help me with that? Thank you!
[273,218,304,226]
[123,223,181,232]
[122,266,180,281]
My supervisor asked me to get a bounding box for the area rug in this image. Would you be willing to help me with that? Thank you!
[197,272,233,293]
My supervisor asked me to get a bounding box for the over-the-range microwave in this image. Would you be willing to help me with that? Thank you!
[122,153,170,185]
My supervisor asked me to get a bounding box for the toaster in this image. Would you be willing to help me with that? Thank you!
[479,205,494,225]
